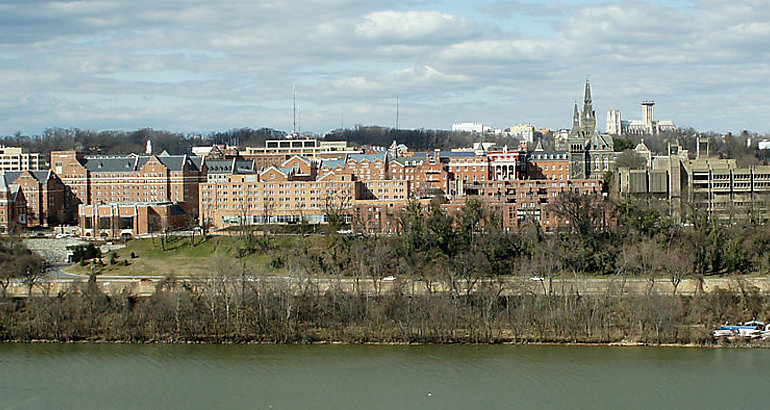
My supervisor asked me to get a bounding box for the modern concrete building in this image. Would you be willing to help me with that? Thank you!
[451,122,490,133]
[616,138,770,222]
[242,138,358,158]
[0,145,45,172]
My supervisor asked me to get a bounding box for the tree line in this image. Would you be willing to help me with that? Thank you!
[1,125,530,157]
[4,192,770,344]
[1,127,286,157]
[1,270,767,345]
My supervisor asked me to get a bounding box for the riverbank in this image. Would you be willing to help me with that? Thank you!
[2,336,769,350]
[2,279,768,347]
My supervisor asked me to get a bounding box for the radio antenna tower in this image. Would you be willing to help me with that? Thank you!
[292,85,297,137]
[396,94,400,130]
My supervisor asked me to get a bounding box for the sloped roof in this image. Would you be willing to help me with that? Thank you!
[440,151,476,158]
[0,170,52,185]
[283,155,312,165]
[321,158,347,169]
[206,159,235,174]
[528,151,568,160]
[83,157,137,172]
[156,155,187,170]
[259,166,289,176]
[32,170,52,182]
[189,156,204,171]
[82,154,193,172]
[348,152,387,163]
[234,160,255,174]
[392,155,425,166]
[589,133,614,151]
[1,171,24,184]
[169,203,187,216]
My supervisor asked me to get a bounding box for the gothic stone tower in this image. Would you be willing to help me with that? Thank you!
[568,101,587,179]
[581,78,596,136]
[568,78,614,179]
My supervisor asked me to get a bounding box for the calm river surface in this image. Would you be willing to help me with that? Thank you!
[0,343,766,409]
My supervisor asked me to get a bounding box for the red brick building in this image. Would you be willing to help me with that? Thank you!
[1,170,66,227]
[78,202,189,239]
[526,150,570,181]
[444,151,490,184]
[51,151,206,222]
[459,178,604,231]
[0,175,27,232]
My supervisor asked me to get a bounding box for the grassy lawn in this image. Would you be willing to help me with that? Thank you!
[66,235,277,277]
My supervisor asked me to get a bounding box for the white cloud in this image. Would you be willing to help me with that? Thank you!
[354,11,478,43]
[1,0,770,135]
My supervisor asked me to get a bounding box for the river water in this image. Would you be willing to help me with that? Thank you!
[0,343,765,409]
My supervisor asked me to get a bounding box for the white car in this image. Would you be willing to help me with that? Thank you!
[382,276,396,282]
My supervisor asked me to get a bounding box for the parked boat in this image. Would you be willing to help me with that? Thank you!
[713,320,767,339]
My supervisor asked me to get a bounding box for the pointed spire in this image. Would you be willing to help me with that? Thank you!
[572,102,580,128]
[581,76,596,136]
[584,76,592,104]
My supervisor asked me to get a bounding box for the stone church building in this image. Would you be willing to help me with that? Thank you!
[567,79,617,179]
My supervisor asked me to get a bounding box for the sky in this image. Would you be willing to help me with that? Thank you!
[1,0,769,137]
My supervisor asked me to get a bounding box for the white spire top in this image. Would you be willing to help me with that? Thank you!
[146,140,153,155]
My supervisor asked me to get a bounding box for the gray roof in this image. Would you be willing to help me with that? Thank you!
[207,159,255,174]
[206,159,235,174]
[156,155,186,171]
[0,175,22,196]
[189,156,204,171]
[392,155,426,167]
[84,157,137,172]
[321,158,347,169]
[32,170,52,182]
[440,151,476,158]
[1,171,23,184]
[287,155,312,163]
[0,170,52,184]
[528,150,567,160]
[83,154,194,172]
[348,152,387,163]
[234,160,255,174]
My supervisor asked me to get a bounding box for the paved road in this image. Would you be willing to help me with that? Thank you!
[8,274,770,298]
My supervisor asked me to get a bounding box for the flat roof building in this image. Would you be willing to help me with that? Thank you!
[0,145,45,172]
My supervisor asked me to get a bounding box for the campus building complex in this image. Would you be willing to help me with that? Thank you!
[0,80,664,236]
